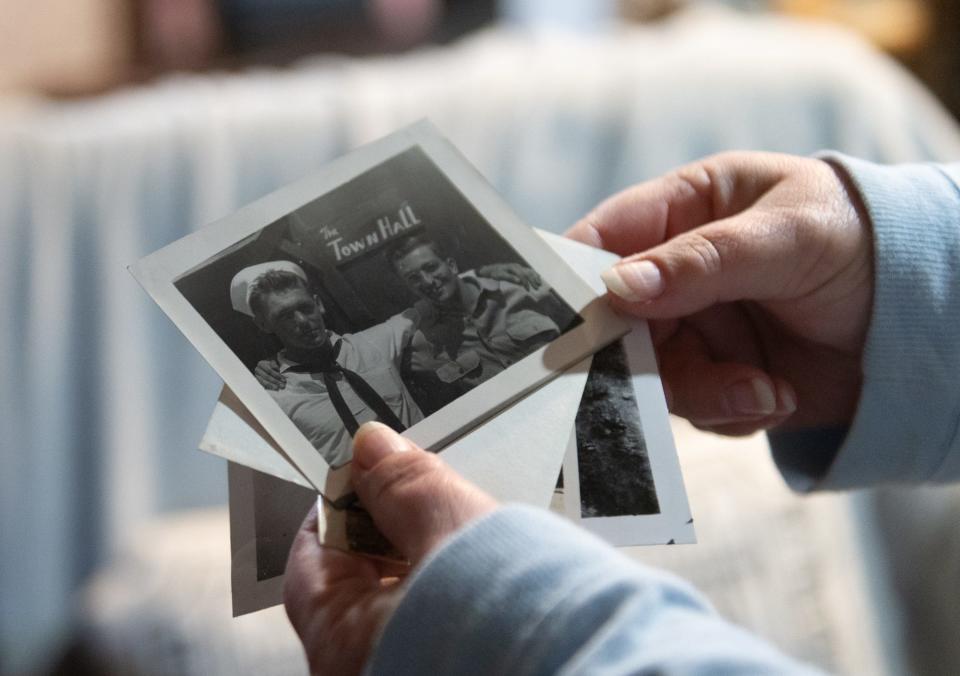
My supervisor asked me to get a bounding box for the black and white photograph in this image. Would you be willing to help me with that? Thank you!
[568,338,660,518]
[174,144,581,469]
[131,121,628,495]
[554,321,695,547]
[227,461,315,617]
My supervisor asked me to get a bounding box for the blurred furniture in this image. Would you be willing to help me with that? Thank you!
[3,5,960,674]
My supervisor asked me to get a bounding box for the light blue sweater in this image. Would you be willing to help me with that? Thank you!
[368,157,960,675]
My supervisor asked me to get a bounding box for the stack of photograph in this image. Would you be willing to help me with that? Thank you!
[130,121,693,616]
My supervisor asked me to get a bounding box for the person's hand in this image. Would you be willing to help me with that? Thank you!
[568,152,873,436]
[254,357,286,391]
[284,422,497,676]
[477,262,543,291]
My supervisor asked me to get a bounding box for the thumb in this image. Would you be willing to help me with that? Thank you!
[350,422,497,564]
[599,213,801,319]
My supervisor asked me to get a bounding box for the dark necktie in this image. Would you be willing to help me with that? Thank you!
[288,340,406,436]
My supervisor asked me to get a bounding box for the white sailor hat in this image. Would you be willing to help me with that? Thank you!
[229,260,308,317]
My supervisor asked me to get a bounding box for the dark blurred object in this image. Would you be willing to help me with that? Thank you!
[137,0,496,71]
[0,0,496,97]
[912,0,960,123]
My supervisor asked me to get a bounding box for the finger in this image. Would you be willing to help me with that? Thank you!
[692,380,799,436]
[271,357,286,388]
[284,506,371,622]
[350,422,498,564]
[514,269,541,291]
[254,364,285,390]
[501,272,527,288]
[659,325,796,427]
[284,505,393,599]
[566,152,786,256]
[647,317,680,348]
[698,410,794,437]
[599,211,809,319]
[373,559,412,579]
[567,171,712,256]
[283,506,404,676]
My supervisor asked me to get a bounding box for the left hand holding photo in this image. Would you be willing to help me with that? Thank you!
[283,422,498,675]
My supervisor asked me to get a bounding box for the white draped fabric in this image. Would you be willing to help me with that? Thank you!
[3,8,959,672]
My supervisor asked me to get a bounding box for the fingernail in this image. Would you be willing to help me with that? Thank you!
[777,381,797,415]
[601,260,664,302]
[726,378,777,416]
[353,422,412,470]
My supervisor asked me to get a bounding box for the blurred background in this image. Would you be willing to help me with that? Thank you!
[2,1,959,674]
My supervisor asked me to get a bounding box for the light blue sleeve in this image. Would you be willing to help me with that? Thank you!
[369,505,822,676]
[770,157,960,490]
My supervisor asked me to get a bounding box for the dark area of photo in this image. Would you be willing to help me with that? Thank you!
[575,340,660,518]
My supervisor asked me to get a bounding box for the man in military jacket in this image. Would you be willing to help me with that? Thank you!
[387,235,580,414]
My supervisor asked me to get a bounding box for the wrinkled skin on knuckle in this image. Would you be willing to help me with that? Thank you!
[701,151,789,214]
[678,230,727,282]
[672,163,714,203]
[686,160,730,217]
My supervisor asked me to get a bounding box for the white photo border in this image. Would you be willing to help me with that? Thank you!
[558,321,695,546]
[532,232,694,546]
[227,461,288,617]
